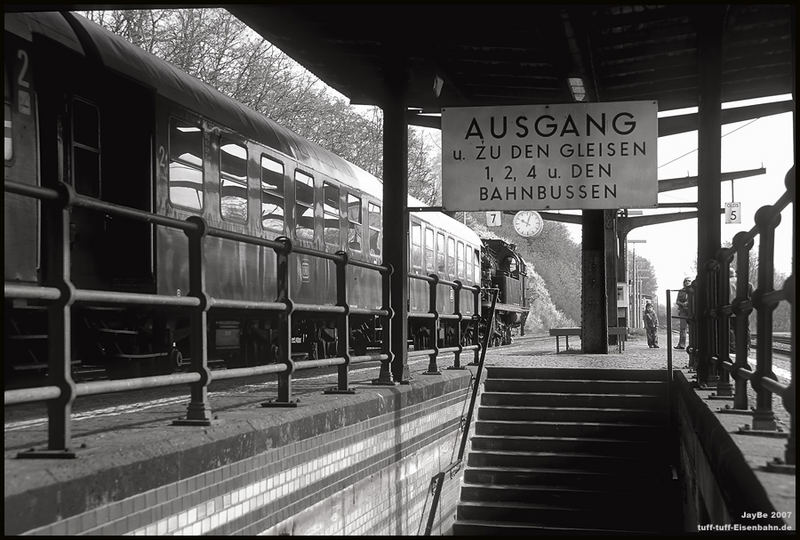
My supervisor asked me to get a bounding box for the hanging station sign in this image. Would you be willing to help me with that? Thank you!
[442,101,658,211]
[725,202,742,224]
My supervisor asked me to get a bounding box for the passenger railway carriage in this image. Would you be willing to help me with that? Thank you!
[4,12,526,380]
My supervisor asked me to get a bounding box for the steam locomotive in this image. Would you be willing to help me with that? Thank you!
[4,11,529,381]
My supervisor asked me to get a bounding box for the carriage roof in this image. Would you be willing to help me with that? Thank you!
[7,11,481,247]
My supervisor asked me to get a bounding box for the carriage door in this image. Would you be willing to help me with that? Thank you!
[65,75,154,290]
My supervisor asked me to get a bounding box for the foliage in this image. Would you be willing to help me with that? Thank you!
[524,270,577,331]
[467,213,582,324]
[81,8,439,204]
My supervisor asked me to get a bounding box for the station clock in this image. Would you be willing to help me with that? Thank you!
[512,210,543,237]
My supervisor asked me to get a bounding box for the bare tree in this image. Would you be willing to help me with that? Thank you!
[81,7,441,196]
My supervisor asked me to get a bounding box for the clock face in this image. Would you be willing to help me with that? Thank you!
[513,211,543,237]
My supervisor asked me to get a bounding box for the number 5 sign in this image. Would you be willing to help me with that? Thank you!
[725,202,741,224]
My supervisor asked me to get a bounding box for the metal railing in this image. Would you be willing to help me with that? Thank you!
[407,273,482,374]
[420,288,497,535]
[689,166,795,470]
[4,179,392,457]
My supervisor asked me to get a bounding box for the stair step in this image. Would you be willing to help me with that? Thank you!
[470,434,665,457]
[474,419,664,439]
[478,405,667,423]
[464,466,665,489]
[484,378,666,395]
[456,501,664,531]
[110,353,165,360]
[467,449,662,471]
[481,391,664,409]
[7,334,48,341]
[97,328,139,336]
[459,482,667,508]
[485,367,668,382]
[452,518,638,536]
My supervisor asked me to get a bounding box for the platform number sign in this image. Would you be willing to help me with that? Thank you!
[725,202,741,224]
[486,211,501,227]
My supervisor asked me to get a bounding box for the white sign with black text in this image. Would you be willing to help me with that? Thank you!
[486,211,501,227]
[442,101,658,211]
[725,202,742,224]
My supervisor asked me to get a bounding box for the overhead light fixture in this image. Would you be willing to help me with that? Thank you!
[433,75,444,98]
[568,77,586,102]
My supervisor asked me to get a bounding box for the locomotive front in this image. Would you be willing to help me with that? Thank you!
[480,238,530,346]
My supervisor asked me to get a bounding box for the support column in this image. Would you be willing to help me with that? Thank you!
[696,5,724,387]
[382,61,411,384]
[605,210,619,341]
[581,210,608,353]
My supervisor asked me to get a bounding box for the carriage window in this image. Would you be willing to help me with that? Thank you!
[169,118,204,210]
[368,202,381,256]
[447,238,456,277]
[295,170,315,241]
[219,140,248,222]
[323,182,340,246]
[503,256,518,275]
[473,248,481,283]
[347,193,362,251]
[436,232,445,274]
[72,98,101,198]
[260,155,284,232]
[424,228,435,272]
[5,104,13,162]
[411,223,422,269]
[457,241,465,279]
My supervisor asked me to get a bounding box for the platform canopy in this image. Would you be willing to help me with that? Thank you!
[230,4,794,122]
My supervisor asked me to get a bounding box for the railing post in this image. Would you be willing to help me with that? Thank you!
[750,205,781,431]
[373,264,397,385]
[712,249,734,399]
[697,260,718,388]
[732,232,754,411]
[783,166,796,465]
[449,280,466,370]
[263,237,298,407]
[424,274,441,375]
[18,182,78,458]
[782,272,795,465]
[174,216,214,425]
[469,285,481,366]
[687,280,698,371]
[326,251,354,394]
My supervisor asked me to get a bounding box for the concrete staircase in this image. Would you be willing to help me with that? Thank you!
[454,367,679,535]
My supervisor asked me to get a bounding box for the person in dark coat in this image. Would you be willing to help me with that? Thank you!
[643,300,659,348]
[674,277,691,349]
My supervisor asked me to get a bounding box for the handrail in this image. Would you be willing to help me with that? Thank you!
[690,165,794,470]
[422,288,498,536]
[408,269,482,373]
[3,178,392,456]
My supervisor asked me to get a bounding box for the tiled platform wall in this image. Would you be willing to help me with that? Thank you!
[16,372,472,535]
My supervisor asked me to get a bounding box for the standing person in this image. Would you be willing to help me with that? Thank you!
[675,277,691,349]
[643,300,659,348]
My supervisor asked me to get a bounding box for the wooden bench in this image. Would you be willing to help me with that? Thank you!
[549,327,627,353]
[549,328,580,353]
